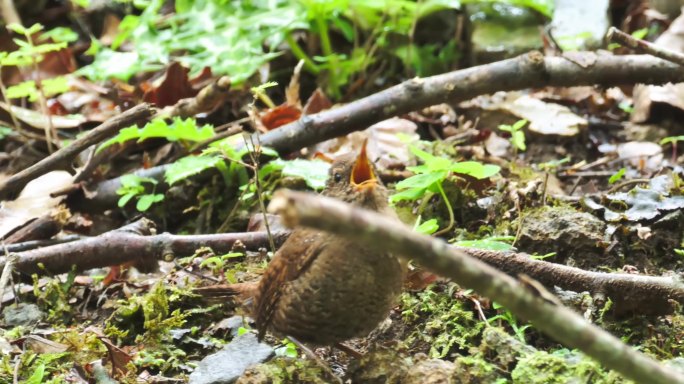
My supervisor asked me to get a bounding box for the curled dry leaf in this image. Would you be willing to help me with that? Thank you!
[0,171,73,238]
[142,62,199,108]
[311,117,419,169]
[0,102,86,129]
[260,104,302,130]
[502,94,587,136]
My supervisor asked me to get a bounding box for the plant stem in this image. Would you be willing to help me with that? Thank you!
[244,135,276,254]
[26,31,56,153]
[433,182,455,237]
[285,32,320,74]
[314,13,339,97]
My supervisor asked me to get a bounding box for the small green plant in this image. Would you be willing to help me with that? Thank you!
[609,168,626,184]
[414,216,439,235]
[660,135,684,162]
[0,23,71,151]
[274,338,299,358]
[117,174,165,212]
[498,119,528,155]
[489,302,531,343]
[537,156,570,204]
[451,236,515,251]
[391,145,500,236]
[199,252,244,274]
[99,117,215,152]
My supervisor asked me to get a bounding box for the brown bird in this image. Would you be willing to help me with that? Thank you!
[201,143,405,345]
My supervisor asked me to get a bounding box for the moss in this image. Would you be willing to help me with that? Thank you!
[237,357,330,384]
[511,350,628,384]
[453,355,504,383]
[400,283,484,358]
[600,311,684,360]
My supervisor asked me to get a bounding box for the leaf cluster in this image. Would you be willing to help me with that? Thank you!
[391,145,500,202]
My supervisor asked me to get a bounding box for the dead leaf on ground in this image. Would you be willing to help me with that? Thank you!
[0,101,86,129]
[0,171,73,238]
[311,117,419,169]
[501,94,587,136]
[632,10,684,122]
[143,62,199,108]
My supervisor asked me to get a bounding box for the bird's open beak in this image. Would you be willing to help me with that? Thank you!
[351,140,377,189]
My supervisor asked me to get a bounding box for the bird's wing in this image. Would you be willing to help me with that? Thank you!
[255,229,327,340]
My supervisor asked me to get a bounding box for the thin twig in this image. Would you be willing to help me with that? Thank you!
[0,103,155,200]
[607,27,684,66]
[268,190,684,384]
[244,135,277,254]
[605,178,652,194]
[0,244,16,312]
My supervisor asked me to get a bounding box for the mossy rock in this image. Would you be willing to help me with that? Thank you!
[517,206,606,268]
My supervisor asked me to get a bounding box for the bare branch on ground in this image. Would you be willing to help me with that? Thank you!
[0,218,287,276]
[607,27,684,66]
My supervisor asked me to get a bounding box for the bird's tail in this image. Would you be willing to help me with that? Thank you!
[194,281,258,305]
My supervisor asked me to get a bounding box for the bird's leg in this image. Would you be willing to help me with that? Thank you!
[287,336,343,384]
[334,342,363,359]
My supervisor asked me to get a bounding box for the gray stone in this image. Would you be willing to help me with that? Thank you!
[214,315,248,338]
[189,333,273,384]
[468,3,544,65]
[2,303,44,327]
[550,0,610,51]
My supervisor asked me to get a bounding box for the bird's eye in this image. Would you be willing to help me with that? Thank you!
[333,172,342,183]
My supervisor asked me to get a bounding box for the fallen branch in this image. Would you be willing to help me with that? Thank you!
[267,190,684,384]
[256,52,684,153]
[460,247,684,315]
[76,53,684,209]
[0,103,156,201]
[1,219,287,276]
[607,27,684,66]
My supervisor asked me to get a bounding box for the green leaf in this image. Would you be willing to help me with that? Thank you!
[136,193,164,211]
[6,80,37,101]
[450,162,500,179]
[118,192,137,208]
[395,171,448,191]
[631,28,648,39]
[452,237,515,251]
[271,158,331,190]
[99,118,215,152]
[0,126,14,139]
[608,168,626,184]
[409,146,452,171]
[389,187,428,203]
[42,76,69,97]
[25,363,45,384]
[415,218,439,235]
[660,135,684,145]
[40,27,79,43]
[165,155,224,185]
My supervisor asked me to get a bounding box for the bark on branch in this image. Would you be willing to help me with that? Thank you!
[461,247,684,315]
[256,52,684,153]
[267,189,684,384]
[0,218,287,276]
